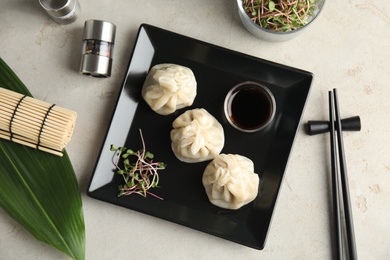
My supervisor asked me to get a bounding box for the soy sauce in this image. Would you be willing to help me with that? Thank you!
[229,87,272,130]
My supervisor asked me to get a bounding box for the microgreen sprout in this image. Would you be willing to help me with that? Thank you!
[110,129,166,200]
[242,0,317,32]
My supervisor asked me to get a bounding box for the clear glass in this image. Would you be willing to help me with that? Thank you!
[224,81,276,133]
[237,0,326,42]
[82,39,114,58]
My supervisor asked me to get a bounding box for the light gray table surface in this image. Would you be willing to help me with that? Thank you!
[0,0,389,259]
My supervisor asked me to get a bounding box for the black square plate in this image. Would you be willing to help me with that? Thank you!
[87,24,313,250]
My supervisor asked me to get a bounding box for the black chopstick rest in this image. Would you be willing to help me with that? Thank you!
[306,116,361,136]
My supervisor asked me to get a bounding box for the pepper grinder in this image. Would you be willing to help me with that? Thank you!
[79,20,116,77]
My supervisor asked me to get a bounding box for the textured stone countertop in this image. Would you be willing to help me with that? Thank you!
[0,0,389,259]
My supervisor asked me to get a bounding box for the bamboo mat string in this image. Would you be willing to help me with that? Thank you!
[9,95,27,141]
[37,103,56,150]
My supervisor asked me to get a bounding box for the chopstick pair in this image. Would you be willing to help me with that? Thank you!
[328,89,358,260]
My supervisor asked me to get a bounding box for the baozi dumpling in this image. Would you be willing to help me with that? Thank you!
[142,63,197,115]
[171,108,224,163]
[202,154,259,210]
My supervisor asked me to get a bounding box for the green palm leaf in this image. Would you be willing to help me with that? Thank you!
[0,58,85,260]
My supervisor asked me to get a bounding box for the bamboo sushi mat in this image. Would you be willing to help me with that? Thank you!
[0,87,76,156]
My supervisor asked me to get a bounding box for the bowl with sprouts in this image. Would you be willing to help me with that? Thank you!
[237,0,326,42]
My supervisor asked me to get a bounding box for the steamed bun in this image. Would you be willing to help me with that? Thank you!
[202,154,259,210]
[171,108,224,163]
[142,63,197,115]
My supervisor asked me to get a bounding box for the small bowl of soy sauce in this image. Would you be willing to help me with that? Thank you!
[224,81,276,133]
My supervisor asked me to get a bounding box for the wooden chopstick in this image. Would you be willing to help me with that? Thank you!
[329,89,358,260]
